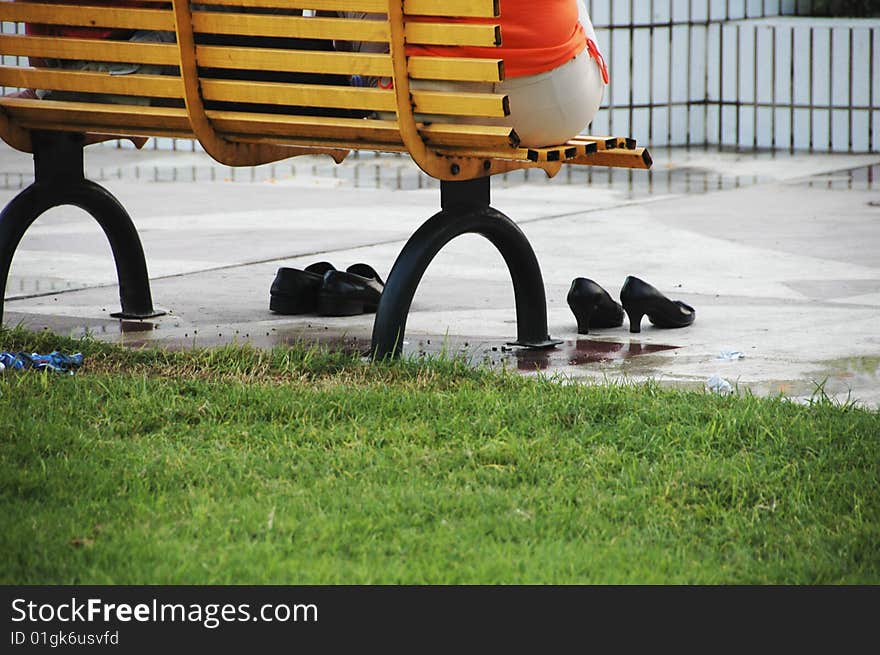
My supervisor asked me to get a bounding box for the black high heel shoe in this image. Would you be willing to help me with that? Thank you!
[566,278,624,334]
[619,276,695,334]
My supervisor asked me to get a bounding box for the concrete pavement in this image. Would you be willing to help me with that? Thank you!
[2,143,879,408]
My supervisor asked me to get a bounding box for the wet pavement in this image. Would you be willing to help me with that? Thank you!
[2,143,879,408]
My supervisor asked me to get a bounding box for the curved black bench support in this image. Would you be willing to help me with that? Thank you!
[371,177,561,359]
[0,131,163,326]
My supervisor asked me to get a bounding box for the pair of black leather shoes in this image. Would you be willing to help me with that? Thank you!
[567,276,695,334]
[270,262,384,316]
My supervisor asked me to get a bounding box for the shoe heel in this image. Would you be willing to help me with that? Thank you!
[573,302,597,335]
[624,306,646,334]
[317,294,365,316]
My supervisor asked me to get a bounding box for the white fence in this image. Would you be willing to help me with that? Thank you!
[585,0,879,152]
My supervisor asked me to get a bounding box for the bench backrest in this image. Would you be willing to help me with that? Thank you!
[1,1,542,177]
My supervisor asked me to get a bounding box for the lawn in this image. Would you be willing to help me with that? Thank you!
[1,326,878,584]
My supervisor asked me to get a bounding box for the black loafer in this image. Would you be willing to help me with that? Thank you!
[317,267,384,316]
[345,263,384,286]
[269,261,335,314]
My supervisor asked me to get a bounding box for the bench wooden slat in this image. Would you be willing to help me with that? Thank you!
[567,141,600,157]
[205,112,516,149]
[0,66,183,99]
[527,143,595,162]
[1,97,192,132]
[190,12,501,49]
[419,123,516,148]
[404,23,501,48]
[440,146,544,162]
[572,135,638,150]
[191,12,390,43]
[568,147,653,170]
[1,96,517,151]
[526,146,579,163]
[0,2,174,31]
[437,145,650,170]
[201,79,396,112]
[405,0,499,18]
[0,35,179,66]
[197,128,512,155]
[224,134,404,157]
[410,57,503,83]
[10,120,191,140]
[151,0,498,18]
[569,135,618,151]
[196,46,391,77]
[412,90,508,117]
[207,112,403,144]
[199,80,509,118]
[195,46,503,83]
[181,0,386,10]
[0,0,498,26]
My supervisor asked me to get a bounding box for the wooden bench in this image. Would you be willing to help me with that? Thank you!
[0,0,652,357]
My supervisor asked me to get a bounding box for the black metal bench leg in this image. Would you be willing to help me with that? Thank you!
[371,177,562,359]
[0,131,163,327]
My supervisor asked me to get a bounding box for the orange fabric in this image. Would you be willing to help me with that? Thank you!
[22,0,148,40]
[406,0,587,79]
[586,38,609,84]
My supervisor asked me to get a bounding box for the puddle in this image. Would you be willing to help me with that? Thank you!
[822,355,880,379]
[0,149,775,200]
[5,309,681,375]
[119,326,373,357]
[397,336,680,373]
[512,339,679,371]
[189,332,683,373]
[119,320,156,333]
[795,164,880,191]
[754,356,880,409]
[5,275,83,298]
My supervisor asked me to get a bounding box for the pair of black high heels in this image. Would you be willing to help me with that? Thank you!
[270,262,384,316]
[567,276,695,334]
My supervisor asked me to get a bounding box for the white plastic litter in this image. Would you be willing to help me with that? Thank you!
[0,361,5,373]
[717,349,746,361]
[707,375,733,395]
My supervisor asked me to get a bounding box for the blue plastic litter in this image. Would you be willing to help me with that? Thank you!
[0,351,84,374]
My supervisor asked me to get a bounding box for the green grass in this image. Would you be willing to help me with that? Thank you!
[1,326,878,584]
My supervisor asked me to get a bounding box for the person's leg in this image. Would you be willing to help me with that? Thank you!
[495,47,604,147]
[4,88,37,99]
[409,48,604,148]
